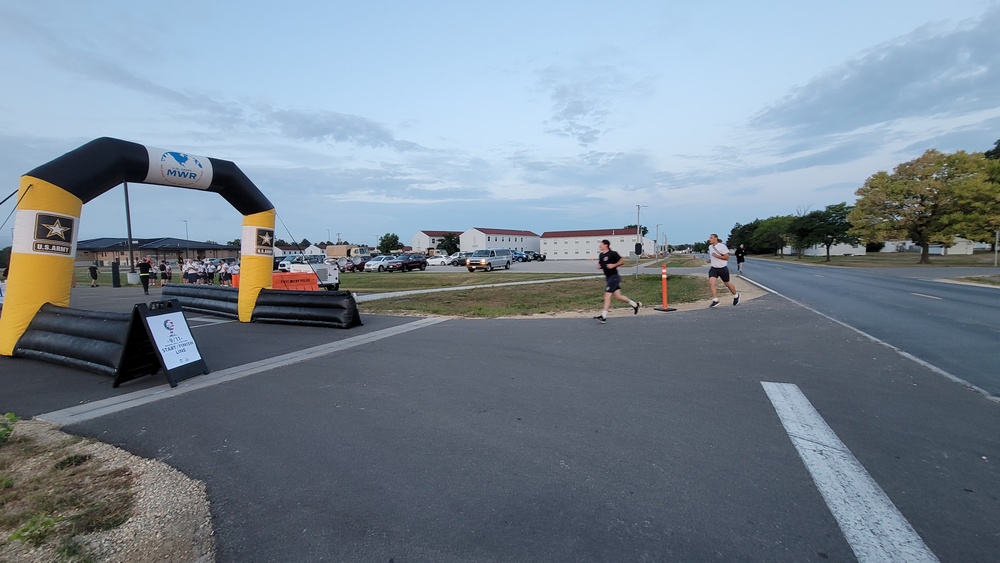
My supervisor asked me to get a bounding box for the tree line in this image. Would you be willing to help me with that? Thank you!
[727,139,1000,263]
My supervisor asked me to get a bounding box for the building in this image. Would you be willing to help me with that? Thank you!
[881,237,976,255]
[412,230,463,255]
[76,237,239,266]
[781,242,867,257]
[459,228,540,253]
[540,228,654,260]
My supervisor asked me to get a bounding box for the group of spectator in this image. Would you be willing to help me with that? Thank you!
[180,258,238,286]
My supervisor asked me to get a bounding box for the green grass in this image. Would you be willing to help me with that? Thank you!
[756,252,996,267]
[341,271,596,292]
[359,273,707,317]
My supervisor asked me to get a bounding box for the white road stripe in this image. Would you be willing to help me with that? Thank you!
[38,317,449,427]
[910,292,942,300]
[761,382,938,563]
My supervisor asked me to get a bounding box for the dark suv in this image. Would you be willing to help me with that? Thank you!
[524,251,546,261]
[387,254,428,272]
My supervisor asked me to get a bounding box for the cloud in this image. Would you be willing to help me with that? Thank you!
[265,109,425,151]
[750,6,1000,141]
[535,59,652,147]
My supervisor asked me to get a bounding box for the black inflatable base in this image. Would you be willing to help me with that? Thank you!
[13,303,159,385]
[252,289,362,328]
[161,283,239,318]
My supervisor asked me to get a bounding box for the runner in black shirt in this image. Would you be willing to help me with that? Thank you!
[594,239,641,324]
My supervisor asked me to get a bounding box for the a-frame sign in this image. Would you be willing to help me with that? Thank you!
[130,299,209,387]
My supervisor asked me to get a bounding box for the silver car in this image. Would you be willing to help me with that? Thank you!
[363,255,394,272]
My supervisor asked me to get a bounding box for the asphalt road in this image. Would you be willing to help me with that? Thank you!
[737,257,1000,398]
[2,267,999,561]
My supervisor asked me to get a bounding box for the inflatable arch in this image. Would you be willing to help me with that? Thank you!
[0,137,275,356]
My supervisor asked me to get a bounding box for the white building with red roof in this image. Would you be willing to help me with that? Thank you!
[540,228,655,260]
[459,228,540,253]
[412,230,464,255]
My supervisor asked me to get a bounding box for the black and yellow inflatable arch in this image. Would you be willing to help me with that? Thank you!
[0,137,275,356]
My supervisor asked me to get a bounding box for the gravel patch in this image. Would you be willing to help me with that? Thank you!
[2,419,215,563]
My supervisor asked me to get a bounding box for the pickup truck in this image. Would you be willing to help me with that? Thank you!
[280,254,340,290]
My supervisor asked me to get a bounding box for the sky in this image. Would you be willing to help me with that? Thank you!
[1,0,998,249]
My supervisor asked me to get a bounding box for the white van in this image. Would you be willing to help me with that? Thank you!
[466,248,512,272]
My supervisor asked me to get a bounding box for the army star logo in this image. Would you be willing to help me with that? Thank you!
[42,218,71,240]
[258,230,273,246]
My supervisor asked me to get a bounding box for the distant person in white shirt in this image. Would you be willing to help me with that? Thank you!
[707,233,739,308]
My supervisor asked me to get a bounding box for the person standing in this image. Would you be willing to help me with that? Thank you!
[735,244,747,275]
[88,264,99,287]
[218,261,229,286]
[707,234,739,307]
[137,258,153,295]
[206,260,217,285]
[158,260,168,286]
[594,239,641,324]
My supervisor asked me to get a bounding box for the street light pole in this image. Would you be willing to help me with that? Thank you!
[183,220,189,261]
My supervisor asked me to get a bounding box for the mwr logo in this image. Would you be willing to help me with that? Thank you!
[157,151,205,186]
[256,228,274,255]
[33,213,74,255]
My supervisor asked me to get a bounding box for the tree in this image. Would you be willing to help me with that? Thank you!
[750,215,793,256]
[942,152,1000,245]
[849,149,990,264]
[623,224,649,237]
[377,233,402,254]
[727,220,760,252]
[437,232,460,255]
[299,238,311,248]
[204,240,218,245]
[226,239,241,247]
[790,203,858,262]
[274,239,289,247]
[986,138,1000,160]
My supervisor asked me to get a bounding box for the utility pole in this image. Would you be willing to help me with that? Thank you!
[655,224,662,257]
[123,182,136,272]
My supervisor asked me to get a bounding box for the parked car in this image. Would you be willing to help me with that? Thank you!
[386,254,428,272]
[406,254,429,271]
[364,255,394,272]
[466,248,512,272]
[450,251,474,266]
[512,251,527,262]
[523,250,546,262]
[352,255,374,270]
[330,257,355,272]
[426,255,449,266]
